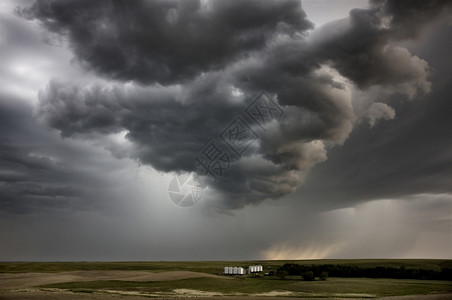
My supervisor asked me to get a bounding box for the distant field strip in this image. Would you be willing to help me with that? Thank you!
[1,259,451,273]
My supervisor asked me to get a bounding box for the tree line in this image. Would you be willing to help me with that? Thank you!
[277,263,452,280]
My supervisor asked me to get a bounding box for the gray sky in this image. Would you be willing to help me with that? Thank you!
[0,0,451,261]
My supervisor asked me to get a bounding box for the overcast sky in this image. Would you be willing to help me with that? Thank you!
[0,0,451,261]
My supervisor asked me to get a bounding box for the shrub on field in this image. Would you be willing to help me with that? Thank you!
[303,271,315,281]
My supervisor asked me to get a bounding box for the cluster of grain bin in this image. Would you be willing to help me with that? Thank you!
[248,265,263,273]
[223,265,263,275]
[224,266,245,275]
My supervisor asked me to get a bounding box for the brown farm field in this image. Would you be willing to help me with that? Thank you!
[0,260,451,299]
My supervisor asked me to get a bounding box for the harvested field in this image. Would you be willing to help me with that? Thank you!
[0,270,224,289]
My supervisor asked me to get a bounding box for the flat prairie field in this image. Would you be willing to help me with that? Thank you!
[0,260,451,299]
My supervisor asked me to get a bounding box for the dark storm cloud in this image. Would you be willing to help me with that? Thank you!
[296,23,452,210]
[36,80,244,172]
[1,0,451,262]
[23,0,452,210]
[36,76,344,209]
[307,0,451,93]
[377,0,452,39]
[233,0,451,104]
[0,98,73,213]
[0,96,126,214]
[19,0,312,84]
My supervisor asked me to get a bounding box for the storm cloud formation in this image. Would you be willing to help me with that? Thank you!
[1,0,452,261]
[21,0,312,84]
[0,95,131,214]
[297,22,452,210]
[20,0,452,210]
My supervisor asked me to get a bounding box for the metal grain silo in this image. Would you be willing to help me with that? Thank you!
[224,267,228,274]
[233,267,238,275]
[228,267,233,274]
[238,267,244,275]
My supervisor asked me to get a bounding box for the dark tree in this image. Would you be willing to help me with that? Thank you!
[319,271,328,281]
[303,271,315,281]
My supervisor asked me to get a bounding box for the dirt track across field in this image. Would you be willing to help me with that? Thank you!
[0,270,223,289]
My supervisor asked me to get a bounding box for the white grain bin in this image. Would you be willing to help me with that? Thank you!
[251,266,256,273]
[224,267,229,274]
[233,267,238,275]
[228,267,233,274]
[258,265,263,272]
[238,267,244,275]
